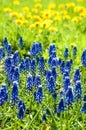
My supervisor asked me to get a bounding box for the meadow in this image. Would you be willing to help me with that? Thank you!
[0,0,86,129]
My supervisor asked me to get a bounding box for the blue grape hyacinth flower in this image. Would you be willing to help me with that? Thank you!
[34,75,41,87]
[26,74,33,91]
[18,36,24,48]
[47,76,56,93]
[64,47,68,58]
[73,46,77,56]
[81,94,86,113]
[11,81,18,104]
[57,98,65,115]
[74,68,81,83]
[65,86,73,105]
[74,80,82,100]
[17,100,26,119]
[34,85,43,103]
[0,47,5,59]
[63,76,71,91]
[81,49,86,66]
[38,56,45,73]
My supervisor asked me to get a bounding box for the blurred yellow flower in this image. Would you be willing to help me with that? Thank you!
[66,2,75,8]
[70,43,76,47]
[58,4,65,9]
[77,0,83,2]
[4,7,12,13]
[63,14,71,20]
[54,14,61,21]
[34,0,41,2]
[49,26,58,32]
[35,3,42,9]
[10,12,19,18]
[13,0,20,6]
[33,15,42,22]
[80,11,86,18]
[17,14,24,20]
[34,21,41,27]
[40,20,52,28]
[22,7,29,14]
[15,19,23,26]
[29,24,35,30]
[48,3,56,10]
[74,6,85,13]
[22,19,29,25]
[31,8,38,13]
[27,13,33,19]
[42,10,52,19]
[72,16,81,23]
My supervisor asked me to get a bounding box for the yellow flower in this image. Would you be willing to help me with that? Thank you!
[63,14,71,20]
[77,0,83,2]
[66,2,75,8]
[61,10,68,15]
[49,26,58,32]
[13,0,20,6]
[35,3,42,9]
[74,6,85,13]
[34,21,40,27]
[22,7,29,14]
[48,3,56,10]
[70,43,76,47]
[42,10,52,19]
[80,11,86,18]
[29,24,35,30]
[72,16,81,23]
[31,8,38,13]
[15,19,23,26]
[33,15,42,22]
[54,14,61,21]
[17,14,24,20]
[22,19,29,25]
[10,12,19,18]
[27,13,33,19]
[58,4,65,9]
[40,20,52,28]
[34,0,41,2]
[4,7,12,13]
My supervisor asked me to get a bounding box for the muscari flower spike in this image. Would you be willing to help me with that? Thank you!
[63,76,71,91]
[12,50,20,66]
[26,74,33,91]
[25,57,31,71]
[57,98,65,115]
[34,74,41,87]
[11,81,18,104]
[3,37,8,49]
[81,49,86,66]
[74,80,82,100]
[17,99,26,119]
[74,68,81,83]
[18,36,24,48]
[34,85,43,103]
[65,86,73,105]
[60,60,65,74]
[48,44,56,56]
[73,46,77,56]
[6,44,12,56]
[30,42,42,56]
[30,59,36,74]
[64,47,68,59]
[52,66,57,81]
[0,83,8,106]
[4,57,12,74]
[19,59,26,73]
[81,94,86,113]
[38,56,45,73]
[47,76,56,93]
[0,47,5,59]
